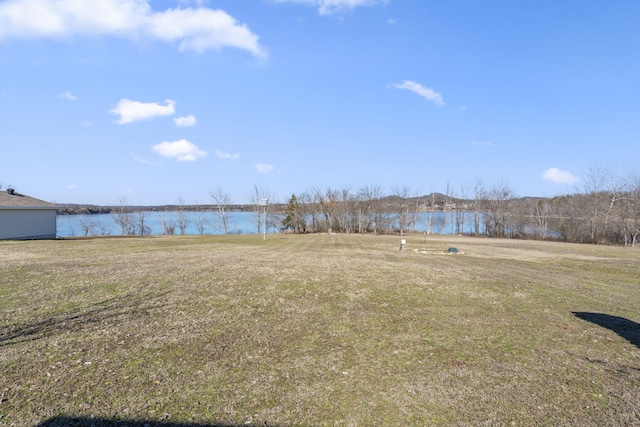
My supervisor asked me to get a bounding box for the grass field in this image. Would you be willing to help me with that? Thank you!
[1,234,639,426]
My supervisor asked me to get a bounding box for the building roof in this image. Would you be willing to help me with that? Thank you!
[0,189,58,208]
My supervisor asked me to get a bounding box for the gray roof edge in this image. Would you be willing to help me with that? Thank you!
[0,205,60,210]
[0,190,58,208]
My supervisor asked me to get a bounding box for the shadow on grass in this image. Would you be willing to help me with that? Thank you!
[0,289,169,347]
[37,416,263,427]
[573,312,640,349]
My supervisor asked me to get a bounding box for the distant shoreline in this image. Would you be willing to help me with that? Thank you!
[56,204,257,215]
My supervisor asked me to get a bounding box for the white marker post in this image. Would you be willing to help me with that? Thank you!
[260,198,268,240]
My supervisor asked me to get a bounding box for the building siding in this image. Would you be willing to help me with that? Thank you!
[0,209,57,240]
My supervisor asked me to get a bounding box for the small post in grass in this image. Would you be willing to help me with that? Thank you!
[260,198,268,241]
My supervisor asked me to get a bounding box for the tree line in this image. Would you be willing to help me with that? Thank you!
[54,167,640,246]
[218,169,640,247]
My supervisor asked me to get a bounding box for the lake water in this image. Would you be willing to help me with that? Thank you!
[56,210,481,237]
[57,211,256,237]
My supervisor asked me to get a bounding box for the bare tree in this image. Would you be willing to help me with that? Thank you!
[194,205,208,235]
[77,218,97,236]
[95,220,111,236]
[355,186,374,234]
[111,197,134,236]
[267,202,286,234]
[249,185,271,234]
[532,199,553,240]
[444,181,455,234]
[620,174,640,247]
[337,187,354,234]
[176,197,190,235]
[391,186,412,237]
[554,194,583,242]
[210,187,233,234]
[134,210,151,235]
[356,184,386,234]
[411,193,422,234]
[298,191,315,233]
[484,180,515,238]
[472,180,485,236]
[424,192,437,235]
[506,197,527,238]
[455,184,467,235]
[581,166,613,243]
[435,207,447,234]
[540,167,636,245]
[160,210,176,235]
[604,175,631,243]
[314,187,340,234]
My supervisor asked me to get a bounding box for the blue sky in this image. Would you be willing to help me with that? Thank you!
[1,0,638,205]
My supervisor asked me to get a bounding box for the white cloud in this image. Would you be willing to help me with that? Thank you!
[174,114,197,127]
[392,80,444,106]
[256,163,274,173]
[542,167,578,185]
[68,184,76,189]
[58,91,76,100]
[274,0,387,15]
[82,120,93,127]
[152,139,208,161]
[471,141,493,147]
[110,99,176,124]
[216,150,239,160]
[0,0,266,56]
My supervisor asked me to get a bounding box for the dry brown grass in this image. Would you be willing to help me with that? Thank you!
[1,234,639,426]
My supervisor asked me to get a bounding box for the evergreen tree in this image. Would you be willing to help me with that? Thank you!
[282,194,301,233]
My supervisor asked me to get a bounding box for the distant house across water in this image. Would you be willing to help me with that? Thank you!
[0,189,58,240]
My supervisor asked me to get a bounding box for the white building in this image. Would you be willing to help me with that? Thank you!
[0,189,58,240]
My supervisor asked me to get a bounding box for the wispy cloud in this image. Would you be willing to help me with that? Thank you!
[178,0,209,6]
[82,120,93,127]
[274,0,388,15]
[174,115,197,127]
[542,167,578,185]
[0,92,9,99]
[67,184,76,189]
[471,141,493,147]
[216,150,239,160]
[152,139,208,162]
[0,0,266,56]
[392,80,444,106]
[58,91,77,100]
[110,99,176,124]
[256,163,274,173]
[133,154,154,165]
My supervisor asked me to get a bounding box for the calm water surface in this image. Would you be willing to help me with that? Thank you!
[56,211,479,237]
